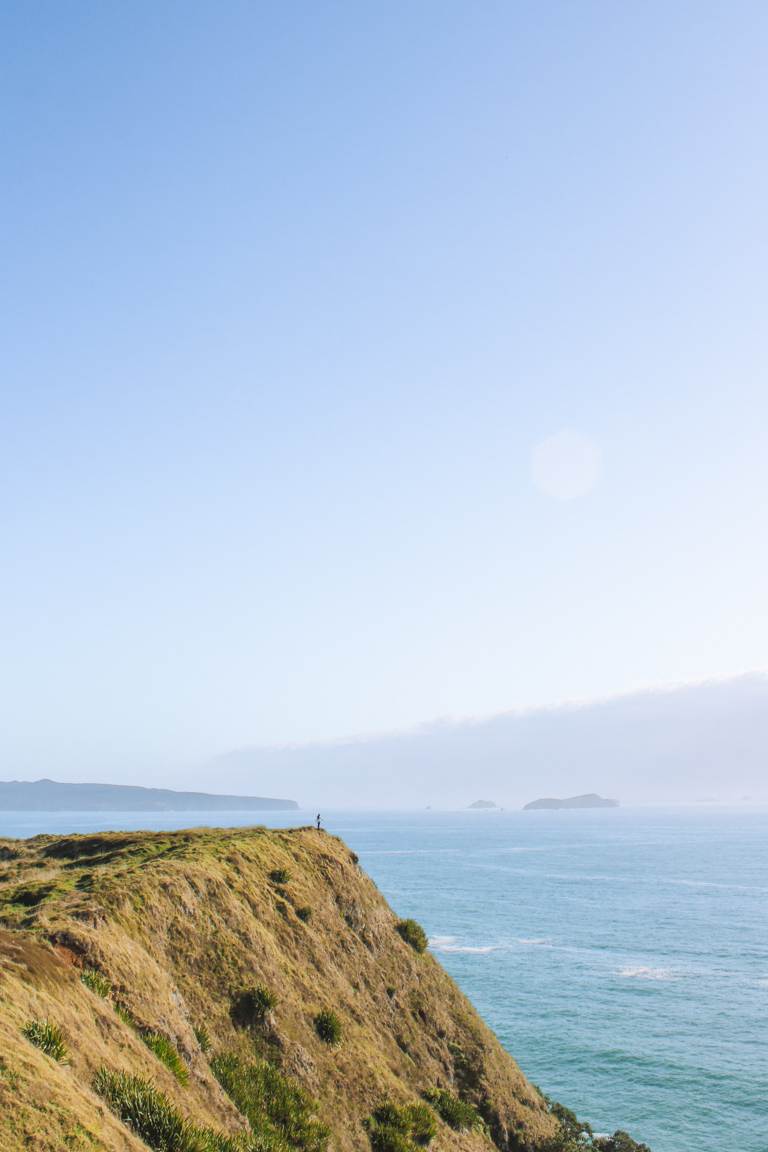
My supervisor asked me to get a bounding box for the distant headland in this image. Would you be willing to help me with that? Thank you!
[467,799,499,809]
[523,793,618,810]
[0,778,299,812]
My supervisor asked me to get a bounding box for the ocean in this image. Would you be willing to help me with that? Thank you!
[1,805,765,1152]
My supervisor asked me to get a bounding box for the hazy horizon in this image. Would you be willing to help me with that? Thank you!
[5,673,767,810]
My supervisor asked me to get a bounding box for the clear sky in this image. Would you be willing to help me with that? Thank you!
[2,2,767,778]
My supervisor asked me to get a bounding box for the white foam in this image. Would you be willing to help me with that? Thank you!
[429,935,457,948]
[517,937,554,947]
[618,965,676,981]
[429,935,496,954]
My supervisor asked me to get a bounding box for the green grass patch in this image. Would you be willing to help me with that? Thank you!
[313,1010,342,1046]
[212,1052,329,1152]
[114,1001,139,1029]
[364,1103,436,1152]
[395,919,428,954]
[93,1067,251,1151]
[22,1019,68,1062]
[80,967,112,997]
[1,882,56,910]
[193,1024,212,1054]
[232,984,277,1028]
[423,1089,484,1132]
[143,1032,189,1085]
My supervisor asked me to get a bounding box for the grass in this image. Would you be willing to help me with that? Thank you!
[269,869,290,885]
[80,967,112,997]
[0,1056,19,1088]
[313,1010,342,1046]
[114,1001,139,1029]
[142,1032,190,1085]
[211,1052,329,1152]
[194,1024,212,1054]
[364,1103,436,1152]
[22,1019,68,1063]
[423,1089,483,1132]
[395,919,428,954]
[232,984,277,1027]
[93,1068,252,1152]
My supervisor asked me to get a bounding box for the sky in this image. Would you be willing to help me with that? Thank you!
[2,2,768,781]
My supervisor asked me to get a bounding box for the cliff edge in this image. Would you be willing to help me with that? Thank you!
[0,826,645,1152]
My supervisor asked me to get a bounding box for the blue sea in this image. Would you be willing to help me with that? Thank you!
[1,806,765,1152]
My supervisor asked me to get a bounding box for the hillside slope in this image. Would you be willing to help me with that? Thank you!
[0,827,643,1152]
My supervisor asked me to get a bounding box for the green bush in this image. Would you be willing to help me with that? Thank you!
[143,1032,189,1085]
[232,984,278,1028]
[365,1103,436,1152]
[314,1010,342,1046]
[595,1134,652,1152]
[22,1019,68,1062]
[540,1094,653,1152]
[212,1051,329,1152]
[93,1067,251,1152]
[194,1024,212,1054]
[296,907,312,923]
[395,919,428,954]
[269,869,291,885]
[80,967,112,997]
[423,1089,482,1131]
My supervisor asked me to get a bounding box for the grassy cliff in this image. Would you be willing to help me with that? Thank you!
[0,827,646,1152]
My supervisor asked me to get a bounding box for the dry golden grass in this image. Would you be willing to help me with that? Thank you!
[0,827,558,1152]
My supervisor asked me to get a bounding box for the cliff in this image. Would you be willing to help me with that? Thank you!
[0,827,645,1152]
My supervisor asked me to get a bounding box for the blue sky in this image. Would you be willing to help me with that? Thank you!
[2,2,767,777]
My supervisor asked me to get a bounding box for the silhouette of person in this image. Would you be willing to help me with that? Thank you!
[316,813,321,830]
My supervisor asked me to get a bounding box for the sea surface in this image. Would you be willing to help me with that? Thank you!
[1,806,765,1152]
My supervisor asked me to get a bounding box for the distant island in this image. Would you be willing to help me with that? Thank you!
[523,792,619,810]
[468,799,498,809]
[0,778,299,812]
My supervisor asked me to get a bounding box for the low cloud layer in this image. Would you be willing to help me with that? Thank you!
[202,674,768,808]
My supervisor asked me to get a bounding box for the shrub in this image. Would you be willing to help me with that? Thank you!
[423,1089,482,1131]
[143,1032,189,1085]
[93,1068,249,1152]
[194,1024,212,1054]
[314,1010,342,1046]
[114,1001,139,1029]
[365,1103,436,1152]
[81,967,111,997]
[232,984,277,1028]
[395,919,427,954]
[269,869,290,885]
[595,1134,652,1152]
[212,1051,329,1152]
[296,907,312,923]
[22,1019,68,1062]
